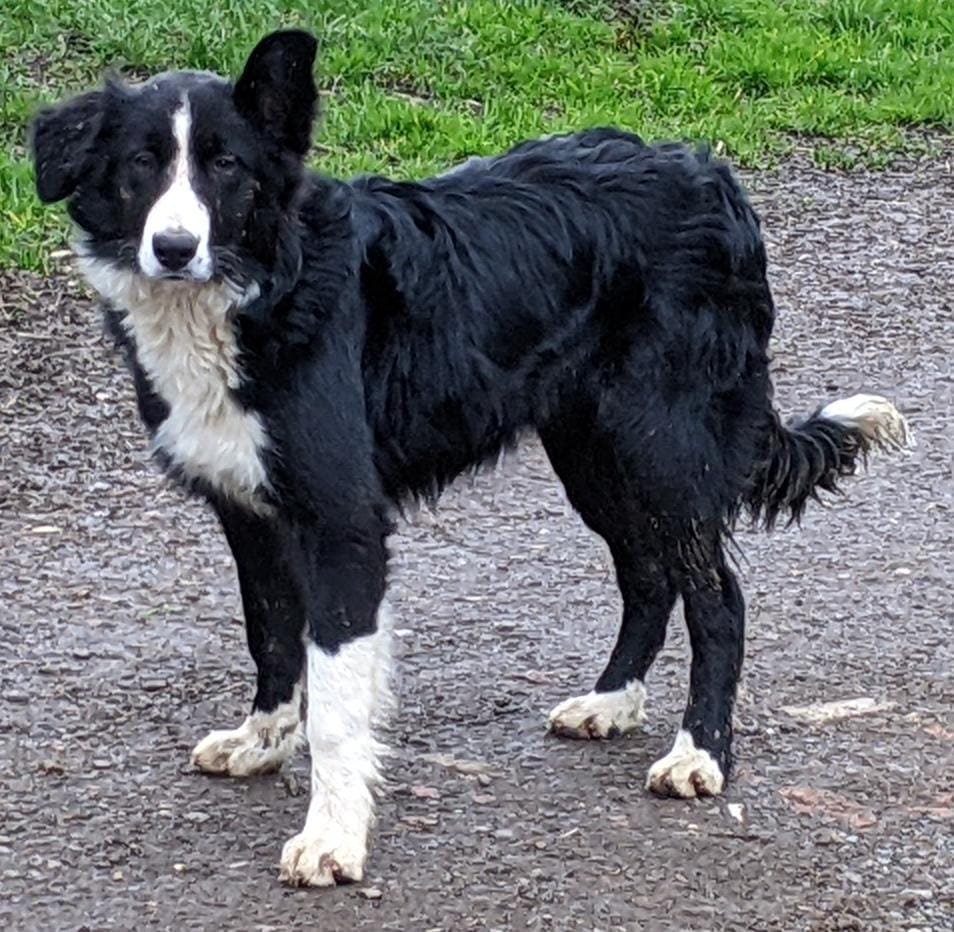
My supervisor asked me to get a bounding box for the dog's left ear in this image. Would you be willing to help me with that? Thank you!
[31,90,105,203]
[234,30,318,156]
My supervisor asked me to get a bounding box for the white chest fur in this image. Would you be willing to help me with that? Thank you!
[80,259,270,504]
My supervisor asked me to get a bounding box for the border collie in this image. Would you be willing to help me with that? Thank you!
[31,30,911,886]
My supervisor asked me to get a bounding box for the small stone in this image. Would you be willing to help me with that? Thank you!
[112,870,123,881]
[358,886,382,900]
[900,888,933,904]
[282,773,305,797]
[811,828,839,845]
[494,828,515,840]
[173,863,186,873]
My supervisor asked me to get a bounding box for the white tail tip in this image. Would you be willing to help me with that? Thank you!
[820,393,915,451]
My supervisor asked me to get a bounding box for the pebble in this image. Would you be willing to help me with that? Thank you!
[900,888,933,903]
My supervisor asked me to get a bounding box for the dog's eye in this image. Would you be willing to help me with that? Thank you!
[212,154,237,173]
[130,151,156,171]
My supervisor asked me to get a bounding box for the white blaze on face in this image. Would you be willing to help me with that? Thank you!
[137,95,212,280]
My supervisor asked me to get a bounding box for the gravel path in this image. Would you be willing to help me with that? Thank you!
[1,158,952,931]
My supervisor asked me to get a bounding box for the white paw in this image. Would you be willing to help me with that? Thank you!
[646,729,725,798]
[548,681,647,738]
[279,823,368,887]
[191,691,302,777]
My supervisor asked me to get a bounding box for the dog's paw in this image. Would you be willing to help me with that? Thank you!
[646,729,725,798]
[279,825,368,887]
[192,697,302,777]
[548,681,646,739]
[191,725,295,776]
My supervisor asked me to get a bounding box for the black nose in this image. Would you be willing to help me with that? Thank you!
[152,231,198,271]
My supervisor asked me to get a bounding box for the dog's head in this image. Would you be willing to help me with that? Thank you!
[31,30,317,289]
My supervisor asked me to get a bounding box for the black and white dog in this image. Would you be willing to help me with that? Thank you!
[31,30,910,886]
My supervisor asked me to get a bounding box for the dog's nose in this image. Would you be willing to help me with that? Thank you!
[152,231,199,271]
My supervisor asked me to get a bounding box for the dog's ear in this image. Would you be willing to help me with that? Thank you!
[30,91,105,203]
[234,30,318,157]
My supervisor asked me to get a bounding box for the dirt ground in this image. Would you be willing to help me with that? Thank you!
[1,158,952,932]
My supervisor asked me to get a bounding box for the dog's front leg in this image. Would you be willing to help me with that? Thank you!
[192,502,306,777]
[279,521,392,888]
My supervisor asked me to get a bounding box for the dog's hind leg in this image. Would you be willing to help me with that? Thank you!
[190,503,305,777]
[541,427,676,739]
[646,537,742,799]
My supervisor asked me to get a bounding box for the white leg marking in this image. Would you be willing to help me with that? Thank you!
[548,680,647,739]
[820,393,914,450]
[646,728,725,798]
[137,95,213,281]
[191,686,303,777]
[279,605,393,887]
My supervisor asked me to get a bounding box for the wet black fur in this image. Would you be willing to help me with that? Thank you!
[32,30,877,780]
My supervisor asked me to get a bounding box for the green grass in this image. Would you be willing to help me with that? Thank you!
[2,0,952,271]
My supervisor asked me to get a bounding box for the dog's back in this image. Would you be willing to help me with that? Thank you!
[331,129,773,504]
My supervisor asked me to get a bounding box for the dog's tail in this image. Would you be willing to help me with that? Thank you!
[745,394,913,529]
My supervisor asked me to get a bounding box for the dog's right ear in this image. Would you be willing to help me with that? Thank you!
[30,91,105,203]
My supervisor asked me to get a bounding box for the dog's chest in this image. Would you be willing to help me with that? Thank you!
[84,264,269,503]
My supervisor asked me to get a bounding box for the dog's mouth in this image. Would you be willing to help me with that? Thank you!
[141,266,214,285]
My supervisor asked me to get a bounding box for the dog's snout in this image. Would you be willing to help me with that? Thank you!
[152,231,199,272]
